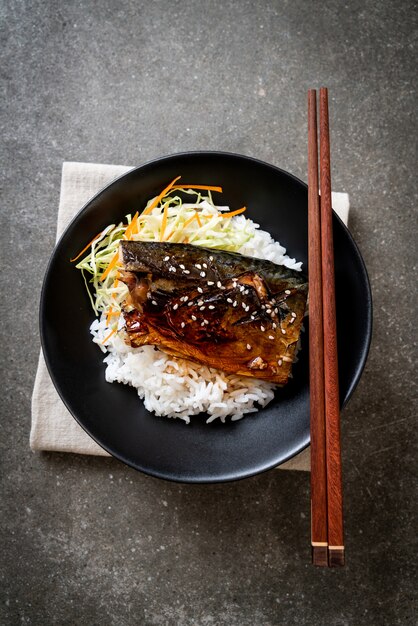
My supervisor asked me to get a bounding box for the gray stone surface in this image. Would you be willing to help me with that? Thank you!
[1,0,417,624]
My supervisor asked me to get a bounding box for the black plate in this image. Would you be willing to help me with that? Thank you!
[40,151,372,482]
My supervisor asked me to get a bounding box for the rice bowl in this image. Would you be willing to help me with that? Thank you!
[40,151,371,481]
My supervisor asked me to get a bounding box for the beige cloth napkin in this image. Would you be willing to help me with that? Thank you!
[30,162,350,470]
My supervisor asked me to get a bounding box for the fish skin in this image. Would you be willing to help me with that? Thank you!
[120,241,307,292]
[119,241,308,385]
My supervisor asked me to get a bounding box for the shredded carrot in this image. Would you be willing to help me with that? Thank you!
[195,212,202,228]
[171,185,222,193]
[70,229,105,262]
[141,176,181,215]
[106,307,119,326]
[124,211,139,239]
[164,229,174,241]
[219,206,246,218]
[100,251,119,281]
[183,237,189,243]
[101,327,116,345]
[182,213,199,229]
[106,310,119,322]
[132,214,139,237]
[160,203,169,241]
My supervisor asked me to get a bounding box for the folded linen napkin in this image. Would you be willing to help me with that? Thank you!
[30,161,350,470]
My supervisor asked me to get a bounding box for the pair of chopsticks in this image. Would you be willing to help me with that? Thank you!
[308,88,344,567]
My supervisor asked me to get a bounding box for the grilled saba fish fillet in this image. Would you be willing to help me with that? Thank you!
[119,241,308,385]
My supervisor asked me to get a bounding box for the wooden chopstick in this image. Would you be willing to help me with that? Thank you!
[308,89,328,567]
[319,87,344,566]
[308,87,344,567]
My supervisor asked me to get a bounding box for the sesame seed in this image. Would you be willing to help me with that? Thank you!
[220,285,226,290]
[209,256,213,261]
[201,322,205,327]
[244,289,249,295]
[204,319,209,325]
[179,264,185,269]
[250,314,256,319]
[289,318,295,324]
[207,281,214,286]
[183,269,190,274]
[268,335,274,340]
[197,300,203,306]
[191,315,197,321]
[291,311,297,318]
[173,304,179,310]
[152,300,157,305]
[242,302,246,309]
[274,308,279,314]
[199,305,205,311]
[272,322,277,329]
[164,256,170,261]
[227,298,233,304]
[266,308,272,314]
[195,263,202,269]
[239,285,245,292]
[202,263,207,268]
[169,266,176,272]
[181,322,185,328]
[233,301,237,307]
[200,271,206,277]
[285,289,291,295]
[217,281,222,288]
[188,301,193,306]
[197,287,203,293]
[183,296,188,302]
[245,305,250,312]
[208,305,215,310]
[281,328,286,335]
[278,359,283,366]
[247,344,251,350]
[260,325,265,332]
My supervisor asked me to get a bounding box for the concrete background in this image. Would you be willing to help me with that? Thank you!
[1,1,417,624]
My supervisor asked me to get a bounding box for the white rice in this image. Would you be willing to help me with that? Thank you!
[90,216,302,424]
